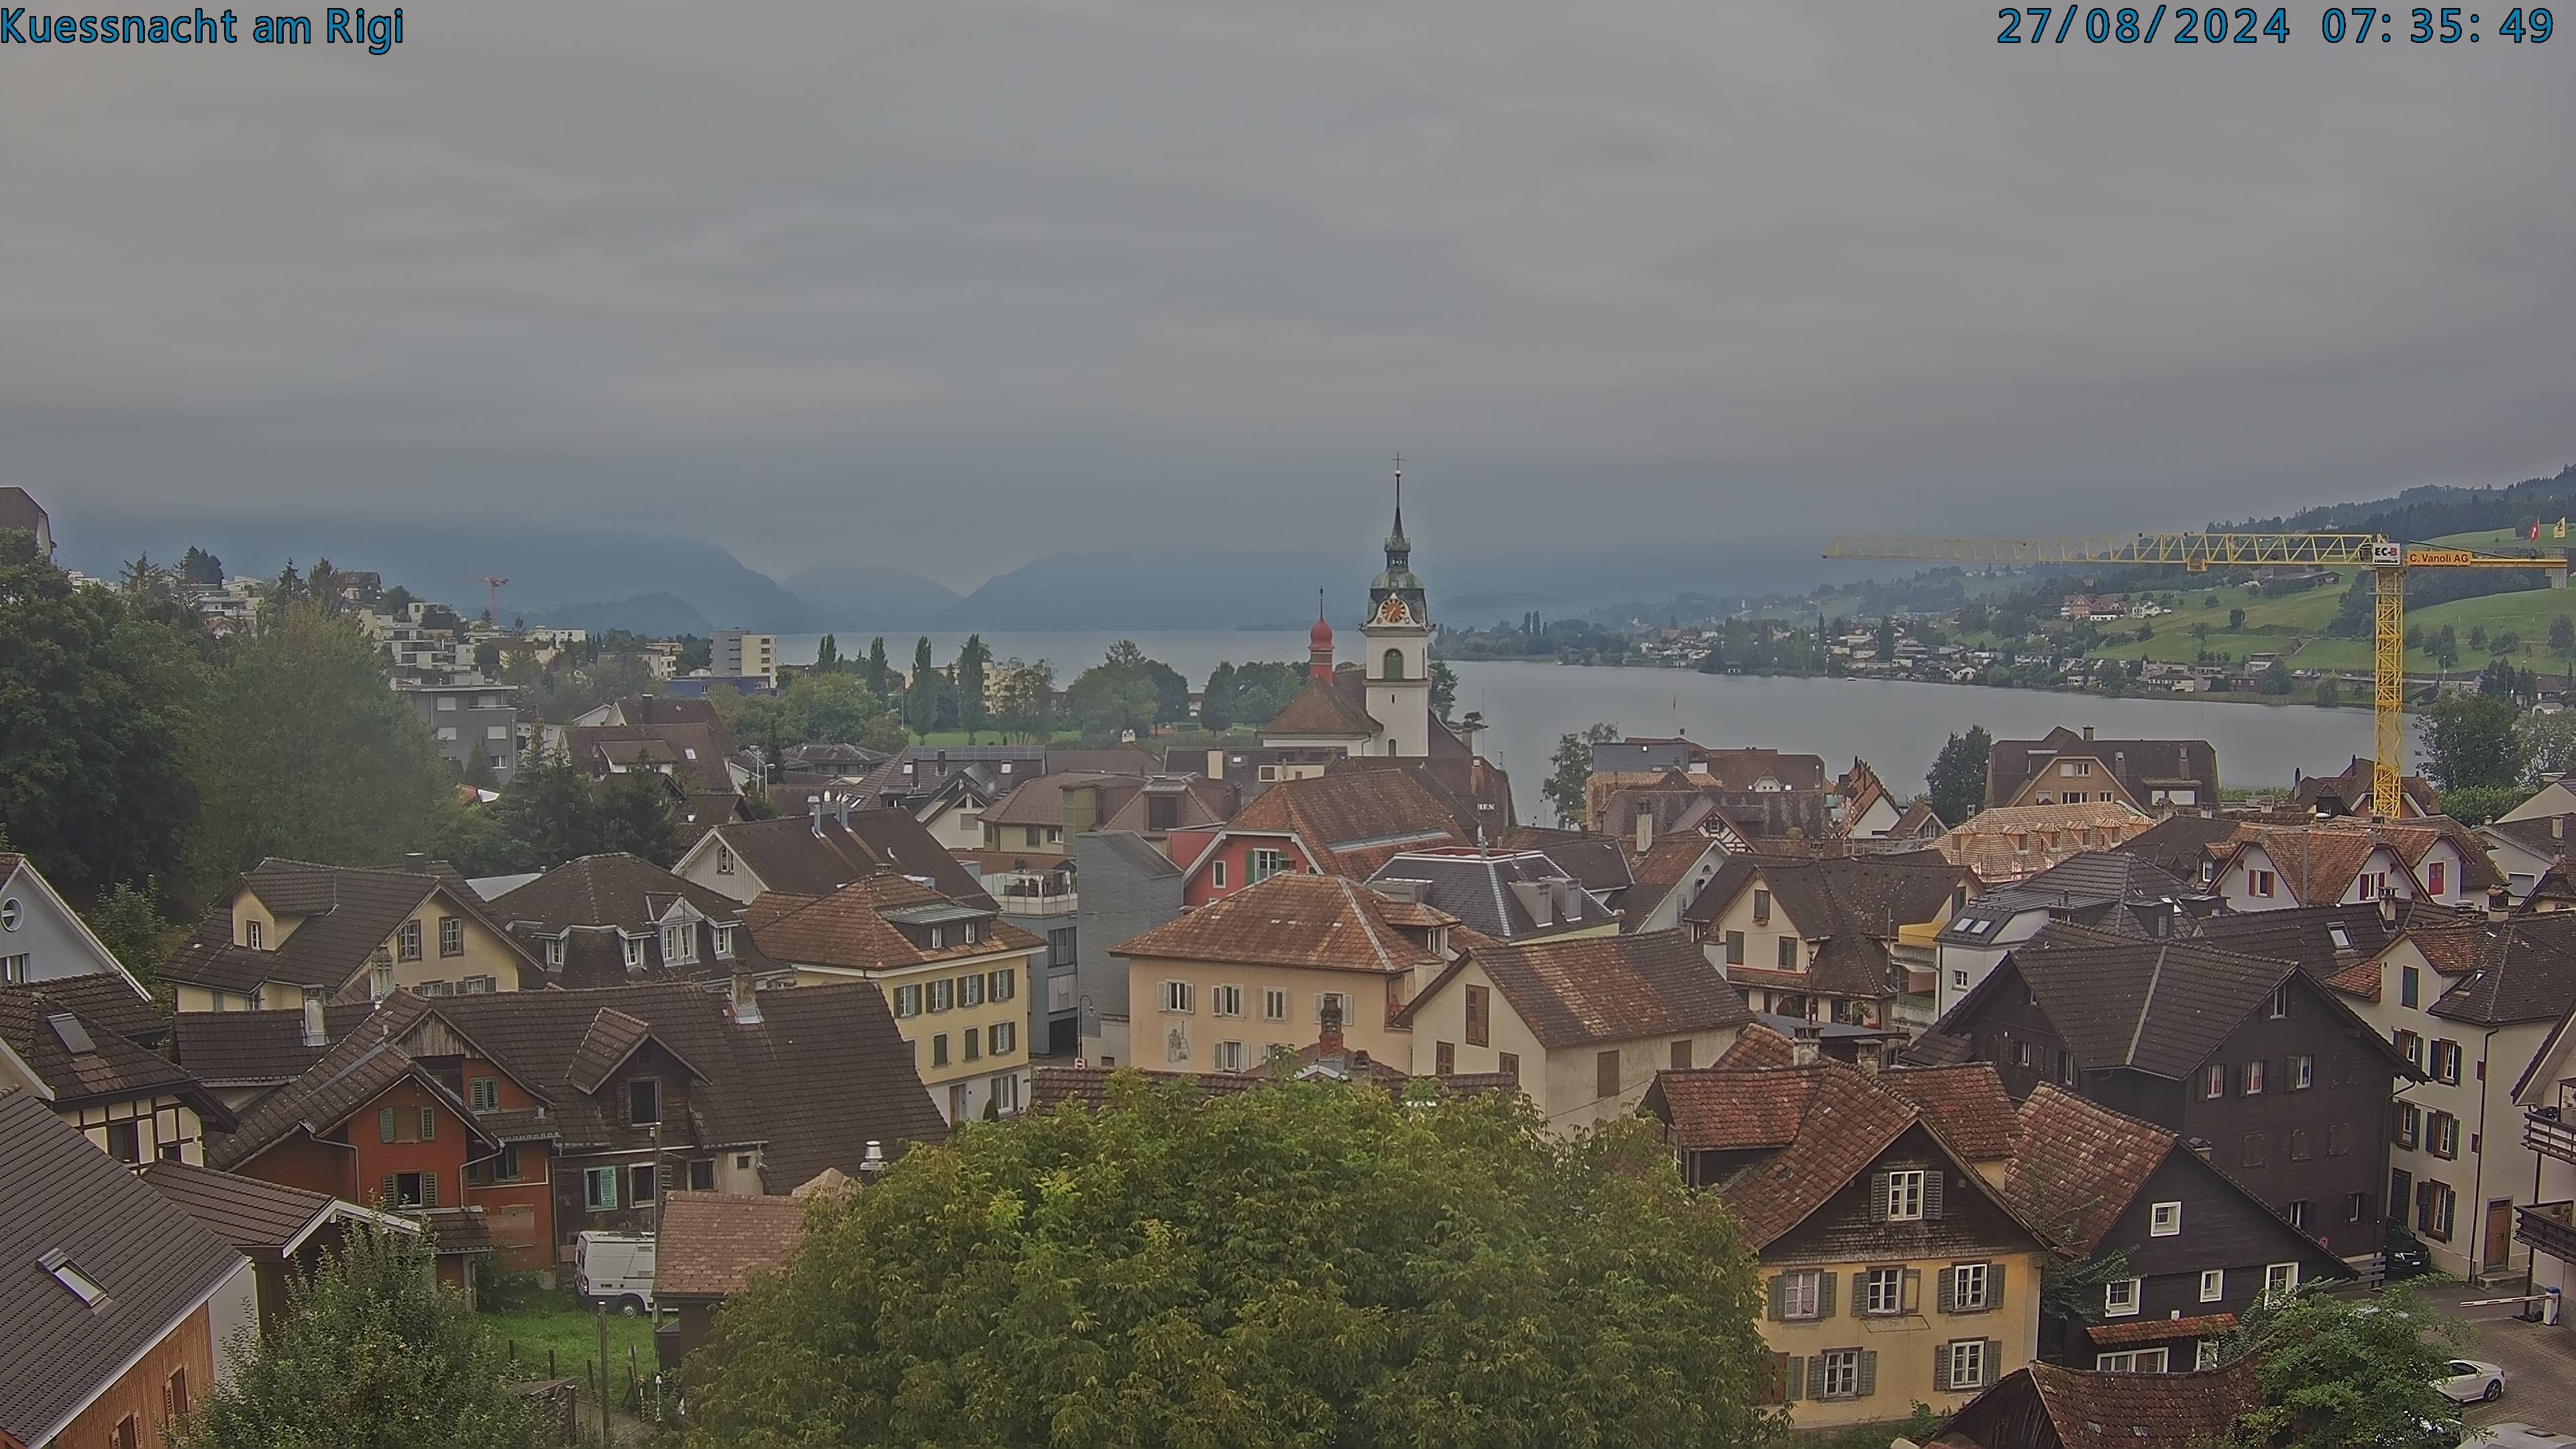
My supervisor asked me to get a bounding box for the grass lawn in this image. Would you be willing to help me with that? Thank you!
[478,1292,657,1386]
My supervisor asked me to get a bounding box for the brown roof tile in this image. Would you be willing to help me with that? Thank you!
[1262,669,1383,738]
[1114,873,1440,975]
[747,876,1042,973]
[1876,1064,2019,1161]
[654,1191,808,1299]
[1216,771,1468,877]
[2003,1085,2174,1252]
[1440,930,1751,1049]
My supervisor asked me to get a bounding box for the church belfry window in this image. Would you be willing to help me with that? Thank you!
[1383,649,1405,680]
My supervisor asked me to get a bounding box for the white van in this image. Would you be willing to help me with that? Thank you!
[575,1231,655,1313]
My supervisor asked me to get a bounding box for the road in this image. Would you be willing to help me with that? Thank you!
[2423,1280,2576,1436]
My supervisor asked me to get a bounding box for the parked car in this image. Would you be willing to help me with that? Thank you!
[2437,1360,2508,1405]
[575,1230,656,1313]
[2383,1225,2434,1281]
[2463,1426,2576,1448]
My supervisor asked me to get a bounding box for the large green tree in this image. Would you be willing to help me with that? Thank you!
[990,659,1056,741]
[1925,725,1992,827]
[2421,693,2523,792]
[190,604,456,884]
[681,1076,1778,1449]
[780,671,906,753]
[176,1222,539,1449]
[595,769,683,867]
[0,535,205,892]
[1541,721,1620,828]
[2223,1287,2462,1448]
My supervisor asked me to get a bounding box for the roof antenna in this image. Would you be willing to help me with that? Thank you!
[1393,453,1404,537]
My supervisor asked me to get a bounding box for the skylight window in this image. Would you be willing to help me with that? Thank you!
[38,1248,108,1307]
[2328,925,2352,950]
[46,1013,95,1056]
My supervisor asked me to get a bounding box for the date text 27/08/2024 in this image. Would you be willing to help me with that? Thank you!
[1999,5,2550,42]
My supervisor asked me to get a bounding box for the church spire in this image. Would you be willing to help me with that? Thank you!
[1384,455,1411,571]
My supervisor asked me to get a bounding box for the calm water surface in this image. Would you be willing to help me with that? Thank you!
[782,631,2390,818]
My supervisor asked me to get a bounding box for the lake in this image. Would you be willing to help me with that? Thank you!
[779,630,2390,818]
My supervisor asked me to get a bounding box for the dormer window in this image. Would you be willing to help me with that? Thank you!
[629,1078,660,1125]
[928,926,945,950]
[546,936,566,969]
[244,920,263,951]
[623,935,645,970]
[714,925,736,960]
[663,924,697,966]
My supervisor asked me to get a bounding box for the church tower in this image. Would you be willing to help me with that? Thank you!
[1362,461,1432,757]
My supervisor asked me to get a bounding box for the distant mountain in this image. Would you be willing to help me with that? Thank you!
[62,515,816,632]
[520,592,712,637]
[780,559,963,631]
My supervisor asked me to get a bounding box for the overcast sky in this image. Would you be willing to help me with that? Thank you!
[5,0,2571,588]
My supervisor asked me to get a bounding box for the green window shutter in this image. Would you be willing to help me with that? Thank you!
[423,1172,437,1208]
[1937,1267,1955,1314]
[420,1106,435,1141]
[380,1108,395,1142]
[1805,1355,1827,1400]
[1850,1271,1868,1316]
[380,1174,397,1208]
[1783,1356,1803,1402]
[1986,1339,2004,1384]
[1767,1275,1786,1322]
[1857,1350,1878,1398]
[1925,1169,1945,1219]
[1815,1271,1837,1317]
[1902,1269,1922,1314]
[1988,1261,2007,1309]
[1868,1169,1890,1222]
[1933,1345,1950,1393]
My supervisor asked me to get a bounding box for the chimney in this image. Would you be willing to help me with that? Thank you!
[2489,885,2514,922]
[810,794,826,837]
[2082,725,2095,741]
[1856,1041,1882,1076]
[1635,810,1654,855]
[833,794,853,830]
[2186,1136,2214,1162]
[300,994,327,1048]
[1790,1022,1821,1067]
[730,968,763,1025]
[859,1140,886,1183]
[1508,879,1554,928]
[1063,784,1103,839]
[1319,996,1345,1055]
[2379,891,2399,928]
[2557,816,2567,843]
[1551,877,1585,921]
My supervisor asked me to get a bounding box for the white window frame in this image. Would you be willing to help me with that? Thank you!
[989,967,1017,1002]
[2196,1340,2220,1370]
[1864,1267,1904,1316]
[662,924,697,965]
[1780,1270,1823,1320]
[584,1165,620,1212]
[2200,1269,2224,1303]
[928,977,955,1013]
[961,973,985,1009]
[1263,987,1288,1022]
[1214,1040,1245,1072]
[545,936,566,969]
[893,984,922,1018]
[2292,1054,2314,1089]
[2149,1201,2182,1236]
[1249,849,1289,884]
[714,925,735,960]
[1818,1348,1861,1399]
[1944,1338,1988,1390]
[1212,985,1244,1018]
[1949,1263,1989,1311]
[622,934,645,969]
[2096,1348,2167,1374]
[990,1020,1016,1055]
[1161,980,1195,1014]
[1884,1169,1926,1222]
[716,843,735,876]
[2264,1263,2299,1300]
[1212,861,1227,889]
[2104,1277,2142,1318]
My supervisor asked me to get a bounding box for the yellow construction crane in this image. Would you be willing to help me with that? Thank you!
[1823,533,2571,820]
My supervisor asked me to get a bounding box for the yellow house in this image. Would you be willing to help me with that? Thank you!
[160,859,541,1012]
[1683,851,1974,1035]
[1645,1050,2047,1431]
[747,875,1044,1124]
[1393,930,1751,1132]
[1110,873,1451,1076]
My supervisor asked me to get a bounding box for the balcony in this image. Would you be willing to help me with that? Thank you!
[2518,1201,2576,1265]
[987,871,1078,917]
[2525,1107,2576,1166]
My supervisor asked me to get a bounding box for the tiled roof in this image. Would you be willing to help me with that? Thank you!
[1262,669,1383,738]
[747,875,1042,973]
[2215,818,2504,906]
[1644,1061,1927,1248]
[2428,913,2576,1026]
[1030,1065,1269,1110]
[565,1008,657,1093]
[488,853,748,930]
[1701,790,1843,841]
[1936,1357,2261,1449]
[211,1025,487,1172]
[654,1191,808,1299]
[1499,828,1634,895]
[2108,812,2240,884]
[12,972,165,1044]
[2487,812,2576,857]
[137,1159,350,1260]
[1685,851,1973,1000]
[1711,1022,1796,1070]
[166,1003,374,1087]
[1985,728,2219,811]
[1114,873,1441,975]
[1099,776,1233,837]
[1621,835,1725,925]
[160,859,540,999]
[2002,1085,2175,1252]
[1418,930,1751,1049]
[1968,924,2351,1081]
[702,810,998,909]
[0,981,213,1113]
[1877,1064,2019,1161]
[1364,847,1620,941]
[2293,755,2443,818]
[1218,770,1468,878]
[2086,1312,2236,1346]
[568,721,737,794]
[0,1090,248,1449]
[981,771,1142,829]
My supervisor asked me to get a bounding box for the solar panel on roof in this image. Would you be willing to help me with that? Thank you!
[46,1013,94,1056]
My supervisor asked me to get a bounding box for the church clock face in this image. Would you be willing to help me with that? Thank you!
[1373,594,1415,627]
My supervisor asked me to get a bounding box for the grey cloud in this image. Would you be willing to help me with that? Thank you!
[3,0,2570,585]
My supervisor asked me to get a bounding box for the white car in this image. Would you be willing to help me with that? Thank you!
[2463,1426,2576,1448]
[2437,1360,2508,1405]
